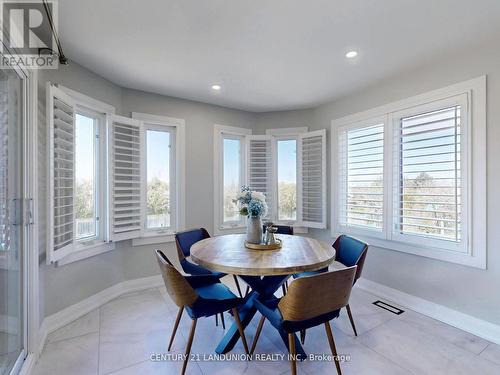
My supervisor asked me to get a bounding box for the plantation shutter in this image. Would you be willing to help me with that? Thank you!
[246,135,273,219]
[108,115,143,241]
[47,83,76,262]
[299,129,326,228]
[338,122,385,232]
[394,104,463,243]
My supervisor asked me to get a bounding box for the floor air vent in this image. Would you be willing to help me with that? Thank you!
[372,300,405,315]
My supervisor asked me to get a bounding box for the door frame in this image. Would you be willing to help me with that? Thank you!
[0,49,39,374]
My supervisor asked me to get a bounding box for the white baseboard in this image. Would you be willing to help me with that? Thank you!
[357,278,500,346]
[36,274,163,362]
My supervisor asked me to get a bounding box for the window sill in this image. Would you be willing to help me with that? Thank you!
[132,234,175,247]
[214,225,246,236]
[333,229,485,269]
[56,241,115,266]
[214,225,308,236]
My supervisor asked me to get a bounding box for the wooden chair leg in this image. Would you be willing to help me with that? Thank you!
[300,329,306,345]
[220,312,226,329]
[251,315,265,354]
[346,304,358,336]
[182,319,197,375]
[168,306,183,351]
[288,333,297,375]
[245,285,250,297]
[232,308,250,356]
[215,313,218,326]
[324,321,342,375]
[281,284,287,296]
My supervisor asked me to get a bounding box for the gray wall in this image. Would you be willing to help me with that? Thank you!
[38,41,500,327]
[256,42,500,325]
[253,109,314,134]
[37,62,255,317]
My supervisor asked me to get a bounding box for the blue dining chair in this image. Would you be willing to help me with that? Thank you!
[295,235,368,343]
[333,235,368,336]
[251,266,358,375]
[175,228,244,301]
[262,224,294,235]
[155,250,250,375]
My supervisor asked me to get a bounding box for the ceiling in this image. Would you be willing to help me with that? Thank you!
[59,0,500,112]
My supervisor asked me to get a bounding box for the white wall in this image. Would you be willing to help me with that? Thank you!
[37,62,255,317]
[256,42,500,325]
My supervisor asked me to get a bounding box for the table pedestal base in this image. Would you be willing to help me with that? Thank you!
[215,275,307,360]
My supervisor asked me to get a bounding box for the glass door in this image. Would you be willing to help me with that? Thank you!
[0,67,25,374]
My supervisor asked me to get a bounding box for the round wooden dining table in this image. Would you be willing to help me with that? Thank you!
[190,233,336,359]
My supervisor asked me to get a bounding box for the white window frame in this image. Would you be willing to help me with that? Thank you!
[131,112,185,246]
[73,107,105,245]
[336,116,387,240]
[214,124,251,235]
[267,127,320,231]
[51,84,116,266]
[272,134,300,226]
[332,76,486,269]
[214,126,324,233]
[142,124,176,234]
[390,95,469,253]
[267,127,306,227]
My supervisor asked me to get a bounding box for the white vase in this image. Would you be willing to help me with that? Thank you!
[246,216,263,244]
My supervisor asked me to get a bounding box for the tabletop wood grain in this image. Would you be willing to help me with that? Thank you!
[190,234,335,276]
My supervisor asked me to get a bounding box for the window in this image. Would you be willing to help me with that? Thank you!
[47,83,113,264]
[223,137,243,223]
[145,127,175,231]
[333,76,486,268]
[338,122,384,233]
[74,112,99,240]
[214,125,326,234]
[47,86,186,264]
[132,112,185,244]
[277,138,297,222]
[214,125,250,232]
[392,100,466,252]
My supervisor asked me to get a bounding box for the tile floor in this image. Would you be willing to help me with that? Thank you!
[33,277,500,375]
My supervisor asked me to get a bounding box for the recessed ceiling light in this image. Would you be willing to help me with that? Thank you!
[211,84,222,91]
[345,51,358,59]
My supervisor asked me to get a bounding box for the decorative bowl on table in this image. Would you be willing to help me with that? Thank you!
[244,238,282,251]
